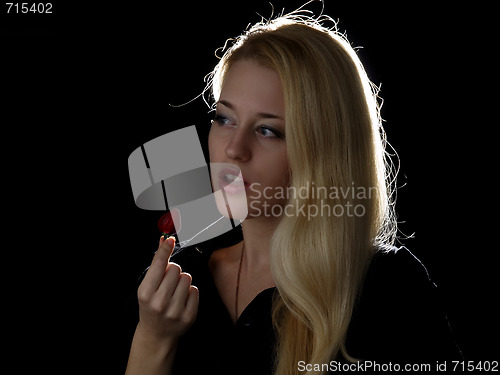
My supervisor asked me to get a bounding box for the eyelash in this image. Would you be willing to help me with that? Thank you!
[212,114,285,140]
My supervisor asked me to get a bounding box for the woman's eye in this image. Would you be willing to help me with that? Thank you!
[212,114,284,140]
[212,114,234,126]
[257,126,284,140]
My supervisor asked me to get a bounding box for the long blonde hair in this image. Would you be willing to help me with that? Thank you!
[208,11,396,375]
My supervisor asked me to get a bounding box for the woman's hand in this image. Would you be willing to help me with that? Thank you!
[137,236,199,339]
[126,236,199,375]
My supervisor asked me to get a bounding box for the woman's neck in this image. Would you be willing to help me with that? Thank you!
[240,216,280,271]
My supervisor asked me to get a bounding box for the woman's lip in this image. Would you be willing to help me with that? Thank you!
[218,167,249,193]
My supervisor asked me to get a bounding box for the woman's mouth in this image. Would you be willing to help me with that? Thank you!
[218,168,249,194]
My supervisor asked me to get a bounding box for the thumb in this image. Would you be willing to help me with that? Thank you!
[153,236,176,265]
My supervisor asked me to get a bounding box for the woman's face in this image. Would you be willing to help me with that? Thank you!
[208,59,289,220]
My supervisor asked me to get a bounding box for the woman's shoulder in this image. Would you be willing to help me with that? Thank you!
[346,244,462,361]
[360,244,443,324]
[366,245,433,288]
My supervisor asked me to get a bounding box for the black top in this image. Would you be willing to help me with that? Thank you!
[147,227,460,374]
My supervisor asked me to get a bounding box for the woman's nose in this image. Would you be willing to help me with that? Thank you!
[224,127,251,162]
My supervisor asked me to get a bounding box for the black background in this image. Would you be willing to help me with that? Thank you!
[2,1,497,373]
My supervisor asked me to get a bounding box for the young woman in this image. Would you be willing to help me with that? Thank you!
[125,12,460,375]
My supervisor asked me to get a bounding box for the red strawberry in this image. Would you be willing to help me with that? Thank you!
[157,208,181,236]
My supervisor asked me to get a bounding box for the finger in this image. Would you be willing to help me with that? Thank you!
[151,236,176,273]
[158,236,175,260]
[169,273,192,315]
[155,262,182,299]
[184,285,199,322]
[139,237,176,296]
[158,235,165,248]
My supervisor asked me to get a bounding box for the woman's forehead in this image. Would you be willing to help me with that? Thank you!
[218,60,284,117]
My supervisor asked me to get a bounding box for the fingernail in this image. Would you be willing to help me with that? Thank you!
[166,237,175,246]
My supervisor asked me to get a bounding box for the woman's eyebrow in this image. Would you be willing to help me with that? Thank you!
[218,99,284,120]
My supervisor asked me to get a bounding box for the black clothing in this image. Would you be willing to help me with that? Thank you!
[157,227,460,374]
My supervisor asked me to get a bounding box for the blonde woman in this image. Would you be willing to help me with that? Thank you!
[126,11,460,375]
